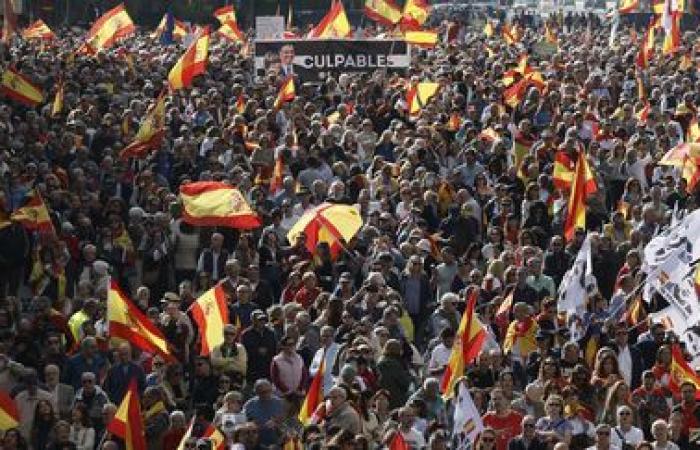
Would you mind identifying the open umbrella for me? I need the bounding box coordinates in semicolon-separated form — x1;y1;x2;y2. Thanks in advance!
287;203;363;259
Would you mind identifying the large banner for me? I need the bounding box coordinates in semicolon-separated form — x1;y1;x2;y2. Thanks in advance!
253;39;410;82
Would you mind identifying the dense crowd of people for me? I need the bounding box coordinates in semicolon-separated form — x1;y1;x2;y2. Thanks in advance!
0;6;700;450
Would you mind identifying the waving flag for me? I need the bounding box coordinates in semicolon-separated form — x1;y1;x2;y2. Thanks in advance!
662;12;681;55
401;0;431;31
108;279;175;362
669;344;700;395
364;0;402;26
299;354;325;424
11;189;53;233
564;151;597;241
120;92;166;160
406;82;439;116
404;30;438;47
107;379;146;450
180;181;261;229
51;80;64;118
22;20;55;40
152;13;188;41
453;382;484;441
441;290;486;398
618;0;640;12
274;77;296;109
309;0;352;38
84;3;135;52
189;284;229;356
168;27;210;90
1;67;44;107
0;391;19;431
218;20;245;42
214;5;238;25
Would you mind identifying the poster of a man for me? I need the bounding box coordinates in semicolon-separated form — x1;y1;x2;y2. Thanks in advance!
277;44;295;77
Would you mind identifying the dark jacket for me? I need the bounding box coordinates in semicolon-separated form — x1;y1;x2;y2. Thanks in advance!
376;355;413;409
507;435;548;450
103;361;146;403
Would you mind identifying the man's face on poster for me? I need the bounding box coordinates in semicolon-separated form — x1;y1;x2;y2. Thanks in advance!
279;45;294;65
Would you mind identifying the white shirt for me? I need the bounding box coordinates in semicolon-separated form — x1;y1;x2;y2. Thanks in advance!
428;343;452;374
401;427;426;450
611;426;644;448
617;345;633;386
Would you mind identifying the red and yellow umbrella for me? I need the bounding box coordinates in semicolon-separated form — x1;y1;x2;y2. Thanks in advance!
287;203;363;259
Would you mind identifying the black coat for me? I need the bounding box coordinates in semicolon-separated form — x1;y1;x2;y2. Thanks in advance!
507;436;548;450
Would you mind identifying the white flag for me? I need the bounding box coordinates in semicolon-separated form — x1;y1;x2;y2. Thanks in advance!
453;382;484;443
558;234;595;317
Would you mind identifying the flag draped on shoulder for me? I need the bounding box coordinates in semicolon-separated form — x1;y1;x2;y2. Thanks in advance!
564;151;597;241
440;290;486;398
168;27;210;91
180;181;261;229
10;189;53;233
299;353;325;424
309;0;352;38
274;77;296;109
108;279;175;362
1;67;44;107
120;92;166;160
106;379;146;450
189;283;229;356
22;19;55;40
0;390;19;431
364;0;402;26
84;3;135;52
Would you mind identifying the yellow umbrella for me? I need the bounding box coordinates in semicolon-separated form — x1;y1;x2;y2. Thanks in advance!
287;203;363;258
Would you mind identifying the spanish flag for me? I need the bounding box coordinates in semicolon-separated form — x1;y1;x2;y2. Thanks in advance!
108;279;175;362
283;436;303;450
214;5;238;25
404;30;438;47
364;0;402;26
406;82;439;116
662;12;681;55
189;284;229;356
495;291;514;337
682;156;700;193
180;181;261;229
618;0;639;13
274;77;296;109
299;354;325;424
168;27;210;91
84;3;135;52
152;14;188;40
503;72;544;109
218;20;245;42
309;0;352;38
11;189;53;233
483;20;494;37
106;379;146;450
636;102;651;123
0;391;19;431
502;53;531;87
400;0;431;31
120;92;166;160
564;151;597;241
636;19;655;69
22;19;55;40
203;424;226;450
512;132;533;175
51;80;64;118
441;290;486;398
669;344;700;395
1;67;44;107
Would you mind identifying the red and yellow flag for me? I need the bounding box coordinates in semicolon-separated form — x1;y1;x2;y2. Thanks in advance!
502;22;518;45
120;92;166;160
503;72;544;108
404;29;438;47
180;181;261;229
51;80;64;118
0;391;19;431
364;0;402;26
189;284;229;356
107;379;146;450
214;5;238;25
662;12;681;55
553;152;575;190
10;189;53;233
309;0;352;38
168;28;210;91
513;132;534;176
84;3;135;52
636;102;651;123
636;17;656;69
564;151;597;241
299;354;325;424
218;20;245;42
669;344;700;395
203;424;226;450
152;14;188;40
274;77;296;109
406;81;439;116
22;19;55;40
235;95;245;113
108;279;174;362
1;67;44;107
618;0;640;13
400;0;431;31
440;290;486;398
682;156;700;193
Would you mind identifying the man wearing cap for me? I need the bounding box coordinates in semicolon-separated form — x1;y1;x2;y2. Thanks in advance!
241;310;277;388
